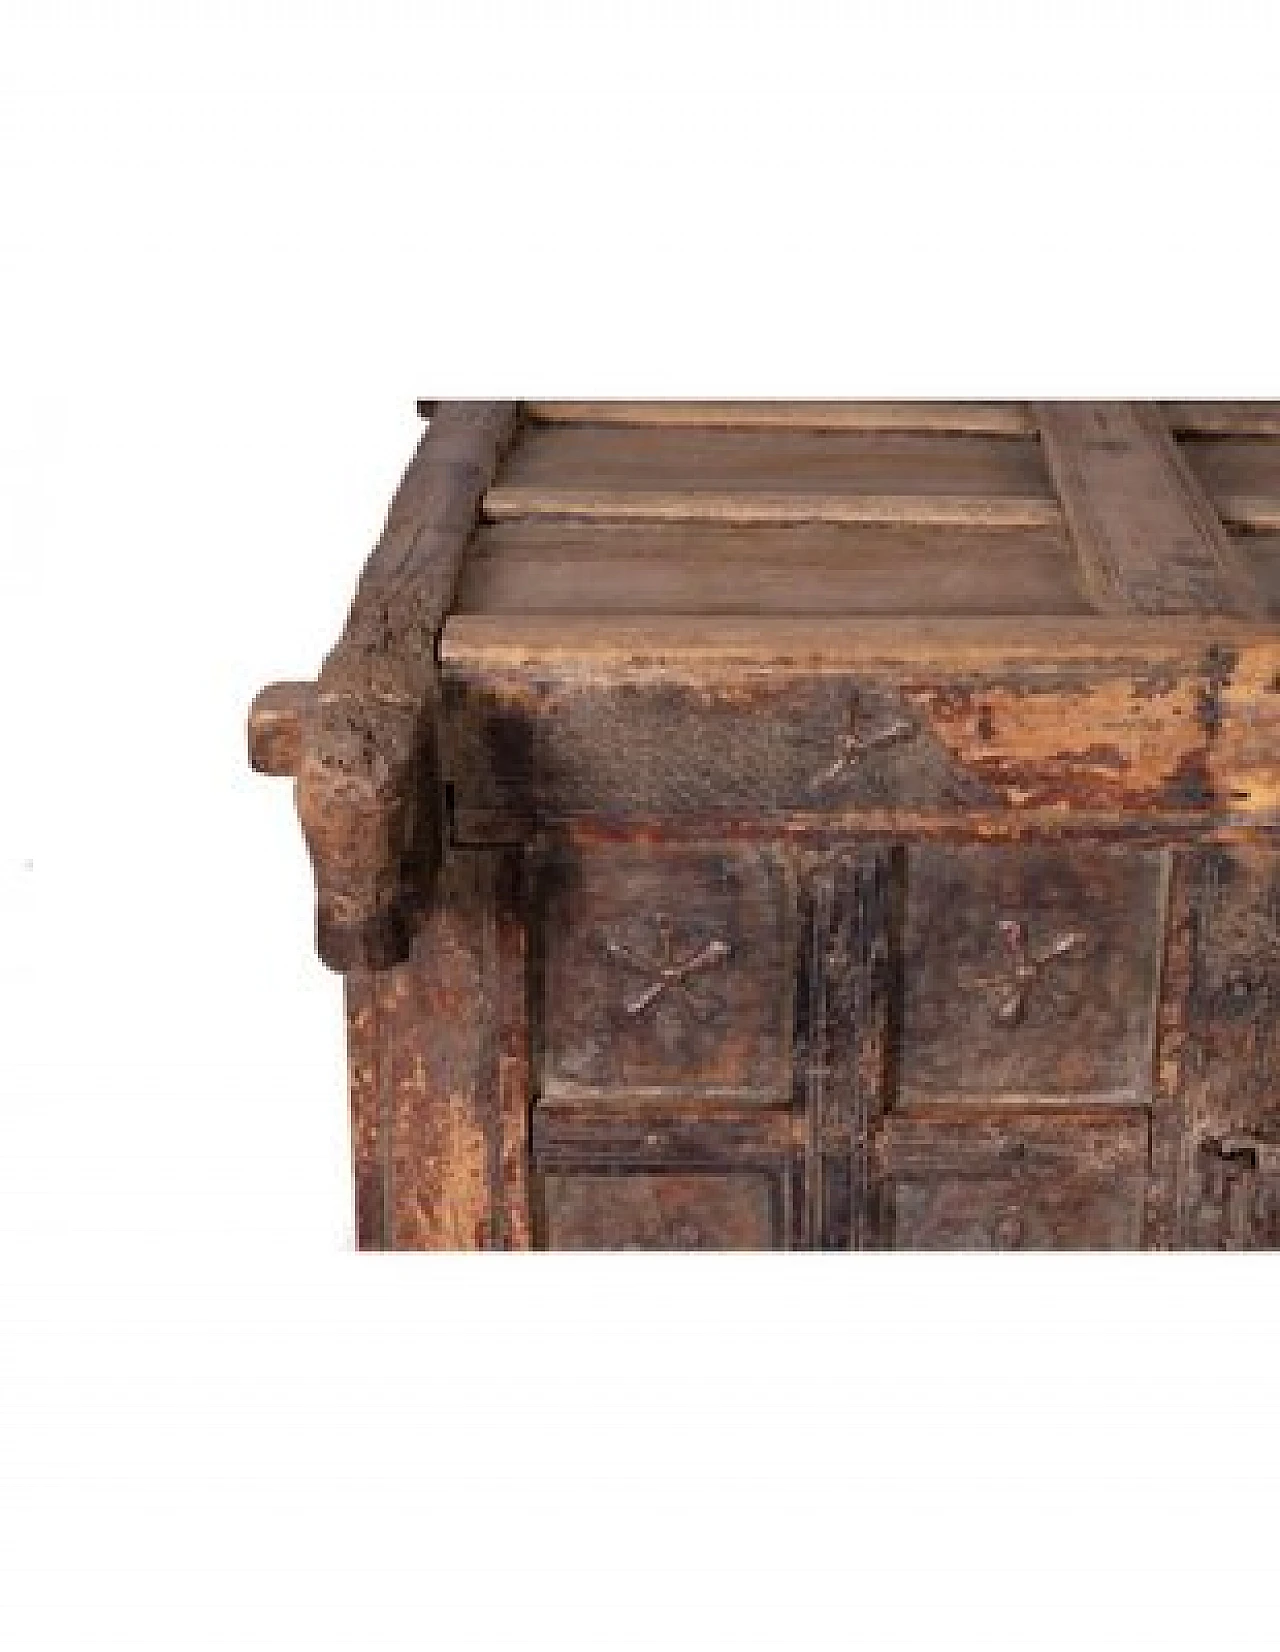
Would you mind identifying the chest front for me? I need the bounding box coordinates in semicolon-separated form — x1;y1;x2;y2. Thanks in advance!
252;400;1280;1248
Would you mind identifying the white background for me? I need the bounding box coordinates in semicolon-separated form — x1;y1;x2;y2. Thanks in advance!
2;4;1279;1648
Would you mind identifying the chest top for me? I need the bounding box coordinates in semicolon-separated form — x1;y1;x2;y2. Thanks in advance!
251;401;1280;971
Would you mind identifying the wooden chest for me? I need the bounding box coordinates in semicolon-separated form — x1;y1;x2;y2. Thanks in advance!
250;401;1280;1249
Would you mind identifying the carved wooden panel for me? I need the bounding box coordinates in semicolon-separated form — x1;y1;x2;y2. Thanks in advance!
539;847;793;1101
539;1171;780;1250
874;1109;1149;1250
901;847;1164;1101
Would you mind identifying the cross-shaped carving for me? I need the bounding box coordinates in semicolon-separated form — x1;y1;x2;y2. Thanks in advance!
811;695;916;790
988;918;1086;1027
603;916;732;1021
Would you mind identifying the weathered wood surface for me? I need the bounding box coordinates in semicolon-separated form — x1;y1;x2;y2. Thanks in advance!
252;401;1280;1248
343;850;530;1250
803;850;897;1249
247;680;313;777
1033;402;1266;616
456;519;1089;615
1164;402;1280;437
1179;850;1280;1248
486;424;1059;528
525;401;1037;435
285;402;518;970
538;1171;782;1250
441;615;1280;830
872;1106;1149;1249
900;847;1164;1103
537;846;794;1103
1179;435;1280;530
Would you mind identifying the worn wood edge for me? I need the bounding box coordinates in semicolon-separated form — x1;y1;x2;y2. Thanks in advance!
248;680;314;777
525;401;1037;435
450;807;1280;850
1164;402;1280;437
1147;414;1269;614
483;485;1062;530
1033;401;1267;618
525;400;1280;437
293;401;521;972
1216;494;1280;532
440;610;1280;670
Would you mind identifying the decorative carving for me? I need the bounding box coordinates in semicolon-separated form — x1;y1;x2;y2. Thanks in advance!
985;918;1087;1027
603;915;732;1022
810;693;916;790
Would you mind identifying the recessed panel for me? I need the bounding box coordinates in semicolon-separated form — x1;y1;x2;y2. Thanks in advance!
540;848;792;1101
890;1170;1143;1250
540;1170;779;1250
902;848;1165;1101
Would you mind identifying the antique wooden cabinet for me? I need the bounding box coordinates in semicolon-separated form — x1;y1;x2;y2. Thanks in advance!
249;401;1280;1249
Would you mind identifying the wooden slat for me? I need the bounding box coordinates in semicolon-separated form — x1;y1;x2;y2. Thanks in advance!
527;401;1035;435
440;610;1280;669
1033;402;1266;617
1178;436;1280;530
1164;402;1280;438
483;487;1060;530
485;424;1058;529
455;519;1088;614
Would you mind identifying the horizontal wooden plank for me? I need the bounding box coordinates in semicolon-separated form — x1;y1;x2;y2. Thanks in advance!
486;425;1058;530
1033;402;1265;617
1164;402;1280;437
484;487;1060;529
532;1102;802;1168
1179;436;1280;529
875;1105;1150;1177
441;611;1279;669
452;806;1280;850
527;401;1035;435
441;618;1280;828
456;520;1088;615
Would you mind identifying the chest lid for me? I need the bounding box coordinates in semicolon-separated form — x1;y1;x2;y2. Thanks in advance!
447;400;1280;623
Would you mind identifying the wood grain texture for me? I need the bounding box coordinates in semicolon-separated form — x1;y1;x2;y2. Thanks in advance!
804;849;897;1248
1179;849;1280;1247
253;400;1280;1250
290;402;519;970
1178;435;1280;530
527;401;1036;434
441;621;1280;829
247;680;314;777
1165;403;1280;437
1034;402;1266;616
901;847;1164;1103
536;847;793;1102
873;1106;1149;1250
539;1171;780;1250
456;519;1089;615
486;424;1058;529
341;850;530;1250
